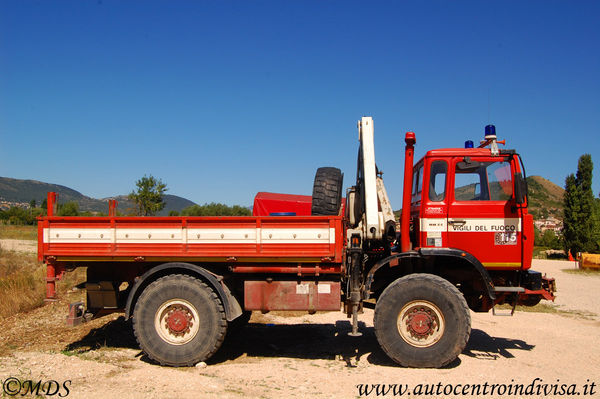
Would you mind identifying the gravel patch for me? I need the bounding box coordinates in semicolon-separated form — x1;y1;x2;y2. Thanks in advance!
0;259;597;398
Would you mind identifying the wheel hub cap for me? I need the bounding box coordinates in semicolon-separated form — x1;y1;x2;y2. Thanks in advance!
407;309;436;337
397;300;445;348
166;307;192;335
155;299;200;345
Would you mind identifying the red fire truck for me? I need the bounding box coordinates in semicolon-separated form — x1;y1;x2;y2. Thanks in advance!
38;117;555;368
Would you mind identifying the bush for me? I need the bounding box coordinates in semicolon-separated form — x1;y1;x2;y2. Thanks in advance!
0;206;45;225
181;203;251;216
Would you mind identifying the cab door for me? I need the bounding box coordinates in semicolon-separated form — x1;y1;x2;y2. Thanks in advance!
419;159;450;249
446;156;522;269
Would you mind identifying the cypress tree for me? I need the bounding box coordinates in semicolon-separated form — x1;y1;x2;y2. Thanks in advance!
577;155;596;252
594;196;600;251
563;174;581;254
563;154;598;254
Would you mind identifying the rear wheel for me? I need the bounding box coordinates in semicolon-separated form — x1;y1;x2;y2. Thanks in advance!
133;274;227;366
311;167;343;215
374;274;471;368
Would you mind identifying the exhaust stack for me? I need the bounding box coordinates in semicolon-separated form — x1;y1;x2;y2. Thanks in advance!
400;132;416;252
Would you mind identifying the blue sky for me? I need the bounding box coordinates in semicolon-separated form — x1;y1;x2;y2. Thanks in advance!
1;1;599;208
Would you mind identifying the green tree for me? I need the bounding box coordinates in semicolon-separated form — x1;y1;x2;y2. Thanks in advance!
57;201;80;216
1;206;35;225
577;155;596;252
563;154;597;254
563;174;580;254
593;196;600;251
541;229;561;250
128;175;168;216
534;225;542;246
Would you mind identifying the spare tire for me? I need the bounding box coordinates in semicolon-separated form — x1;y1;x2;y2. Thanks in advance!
311;167;343;215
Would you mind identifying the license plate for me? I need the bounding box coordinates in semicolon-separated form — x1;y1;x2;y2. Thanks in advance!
495;232;517;245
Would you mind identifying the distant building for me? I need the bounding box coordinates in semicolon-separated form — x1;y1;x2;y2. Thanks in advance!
534;217;563;235
0;199;30;211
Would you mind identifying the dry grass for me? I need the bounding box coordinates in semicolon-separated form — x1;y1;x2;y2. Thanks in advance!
0;244;84;319
514;303;561;314
497;303;597;319
0;224;38;240
0;244;46;318
562;267;600;276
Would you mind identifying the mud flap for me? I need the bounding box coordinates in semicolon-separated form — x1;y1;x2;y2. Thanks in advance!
66;302;85;327
522;275;556;302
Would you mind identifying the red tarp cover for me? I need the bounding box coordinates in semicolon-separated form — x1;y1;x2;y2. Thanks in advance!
252;192;312;216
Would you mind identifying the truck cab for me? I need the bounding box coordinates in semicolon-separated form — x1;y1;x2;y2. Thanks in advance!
347;120;555;367
412;146;534;270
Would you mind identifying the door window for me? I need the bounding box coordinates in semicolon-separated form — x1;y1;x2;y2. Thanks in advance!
454;161;512;201
412;165;424;202
487;161;513;201
429;161;447;202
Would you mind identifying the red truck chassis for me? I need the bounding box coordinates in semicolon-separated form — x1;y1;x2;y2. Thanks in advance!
38;118;556;368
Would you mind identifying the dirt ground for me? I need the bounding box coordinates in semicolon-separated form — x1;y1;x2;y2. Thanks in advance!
0;247;598;398
0;239;37;253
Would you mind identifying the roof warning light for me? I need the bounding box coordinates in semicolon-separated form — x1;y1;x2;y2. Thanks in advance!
485;124;496;140
479;124;505;156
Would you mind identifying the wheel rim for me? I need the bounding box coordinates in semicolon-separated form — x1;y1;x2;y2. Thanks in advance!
397;300;445;348
154;299;200;345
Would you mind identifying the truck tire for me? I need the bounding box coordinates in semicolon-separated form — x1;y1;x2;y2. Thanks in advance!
132;274;227;366
311;167;343;215
374;274;471;368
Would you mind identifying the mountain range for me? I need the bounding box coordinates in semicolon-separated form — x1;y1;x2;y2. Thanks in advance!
0;175;565;220
526;175;564;220
0;177;196;216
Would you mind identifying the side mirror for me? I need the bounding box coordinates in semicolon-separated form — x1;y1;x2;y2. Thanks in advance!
514;172;527;204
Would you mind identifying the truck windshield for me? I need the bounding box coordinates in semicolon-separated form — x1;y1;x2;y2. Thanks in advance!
454;161;512;201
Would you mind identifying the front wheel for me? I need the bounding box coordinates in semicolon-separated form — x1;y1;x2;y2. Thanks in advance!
374;274;471;368
133;274;227;366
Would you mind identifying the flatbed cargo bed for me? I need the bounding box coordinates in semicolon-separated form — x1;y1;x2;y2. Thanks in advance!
38;215;344;264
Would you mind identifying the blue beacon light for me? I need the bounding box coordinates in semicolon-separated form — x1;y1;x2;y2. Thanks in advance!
465;140;474;148
485;124;496;140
